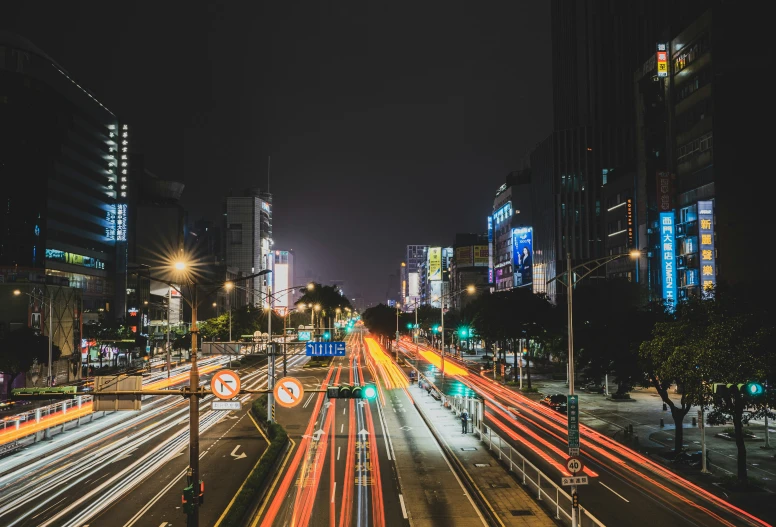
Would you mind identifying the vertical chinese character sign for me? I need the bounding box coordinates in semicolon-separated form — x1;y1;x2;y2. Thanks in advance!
697;200;716;295
487;215;494;284
660;211;677;308
656;43;668;78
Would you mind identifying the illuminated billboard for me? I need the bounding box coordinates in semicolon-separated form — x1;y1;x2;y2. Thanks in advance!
473;245;489;267
487;216;494;283
660;212;677;308
456;246;473;267
274;263;290;308
698;200;716;295
656;43;668;78
512;227;533;287
408;272;420;297
428;247;442;281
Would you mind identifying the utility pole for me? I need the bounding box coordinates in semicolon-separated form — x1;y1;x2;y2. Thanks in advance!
267;283;275;423
48;296;53;386
167;288;172;379
187;285;201;527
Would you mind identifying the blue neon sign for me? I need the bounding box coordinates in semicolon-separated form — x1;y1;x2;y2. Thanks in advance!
660;211;677;308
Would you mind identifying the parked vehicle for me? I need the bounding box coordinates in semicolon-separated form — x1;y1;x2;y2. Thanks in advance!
673;449;710;468
540;394;568;412
584;382;605;394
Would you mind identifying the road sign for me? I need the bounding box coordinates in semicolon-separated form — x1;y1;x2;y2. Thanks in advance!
697;409;704;429
561;476;589;486
274;377;305;408
211;370;241;400
567;394;579;455
305;341;346;356
298;331;312;341
566;457;584;474
212;401;241;411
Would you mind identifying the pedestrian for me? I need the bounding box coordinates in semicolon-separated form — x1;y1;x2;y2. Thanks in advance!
461;408;469;434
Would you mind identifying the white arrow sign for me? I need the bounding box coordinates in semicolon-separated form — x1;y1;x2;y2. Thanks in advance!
313;429;326;441
358;428;369;439
230;445;247;460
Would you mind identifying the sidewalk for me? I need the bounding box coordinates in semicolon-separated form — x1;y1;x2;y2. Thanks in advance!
407;382;558;527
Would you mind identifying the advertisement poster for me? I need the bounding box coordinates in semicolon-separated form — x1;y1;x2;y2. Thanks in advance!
456;246;473;267
428;247;442;281
512;227;533;287
473;245;489;266
697;200;716;295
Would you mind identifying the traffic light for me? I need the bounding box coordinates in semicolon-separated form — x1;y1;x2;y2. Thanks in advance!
326;383;377;399
363;384;378;400
182;485;195;515
459;327;469;338
571;492;579;508
323;331;331;340
407;323;413;329
432;325;440;333
743;381;765;399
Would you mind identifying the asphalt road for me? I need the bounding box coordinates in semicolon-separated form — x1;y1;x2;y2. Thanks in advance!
255;330;410;527
0;353;297;527
399;340;772;527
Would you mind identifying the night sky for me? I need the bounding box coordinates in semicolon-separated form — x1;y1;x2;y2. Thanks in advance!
6;1;552;305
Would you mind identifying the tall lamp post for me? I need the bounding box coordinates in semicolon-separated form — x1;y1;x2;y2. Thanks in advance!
547;250;640;527
13;289;54;386
434;284;476;380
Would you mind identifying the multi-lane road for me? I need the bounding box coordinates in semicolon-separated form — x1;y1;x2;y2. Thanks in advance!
0;353;305;527
397;338;772;527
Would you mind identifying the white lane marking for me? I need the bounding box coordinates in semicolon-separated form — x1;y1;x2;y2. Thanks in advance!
398;493;408;519
343;407;346;415
341;423;344;434
337;446;341;461
302;393;315;409
159;523;169;527
600;481;630;502
331;481;337;503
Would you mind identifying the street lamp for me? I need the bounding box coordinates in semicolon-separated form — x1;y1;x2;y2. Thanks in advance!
434;284;477;380
224;281;234;343
13;289;54;387
547;249;639;527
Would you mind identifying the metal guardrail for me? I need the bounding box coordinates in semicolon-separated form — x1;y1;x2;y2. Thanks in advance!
477;422;605;527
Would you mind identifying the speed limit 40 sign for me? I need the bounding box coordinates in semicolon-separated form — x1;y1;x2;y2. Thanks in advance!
566;457;584;474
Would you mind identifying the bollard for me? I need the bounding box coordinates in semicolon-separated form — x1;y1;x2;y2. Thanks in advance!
692;417;697;427
660;418;664;428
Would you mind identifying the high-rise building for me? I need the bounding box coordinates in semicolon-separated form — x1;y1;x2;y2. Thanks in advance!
492;170;532;292
531;1;707;299
450;233;489;310
404;245;428;310
632;6;773;302
273;250;295;309
224;188;273;307
0;32;127;317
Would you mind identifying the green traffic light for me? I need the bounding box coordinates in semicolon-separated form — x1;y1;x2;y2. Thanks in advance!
459;327;468;337
407;323;413;329
363;384;377;400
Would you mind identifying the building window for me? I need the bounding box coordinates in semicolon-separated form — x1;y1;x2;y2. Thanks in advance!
677;132;713;162
228;224;242;245
673;33;711;75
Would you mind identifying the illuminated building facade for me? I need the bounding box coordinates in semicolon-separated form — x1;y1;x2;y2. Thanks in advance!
0;32;127;316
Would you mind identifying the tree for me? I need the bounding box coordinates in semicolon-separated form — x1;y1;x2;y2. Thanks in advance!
0;328;62;397
692;288;774;486
574;279;653;395
361;304;398;350
295;284;352;334
639;298;704;455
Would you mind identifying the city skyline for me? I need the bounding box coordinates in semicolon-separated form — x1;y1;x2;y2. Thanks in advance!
4;1;552;306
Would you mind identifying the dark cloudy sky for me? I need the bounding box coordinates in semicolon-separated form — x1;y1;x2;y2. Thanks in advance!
6;1;552;306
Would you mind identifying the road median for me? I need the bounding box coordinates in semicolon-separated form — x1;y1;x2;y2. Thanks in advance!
215;395;289;527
